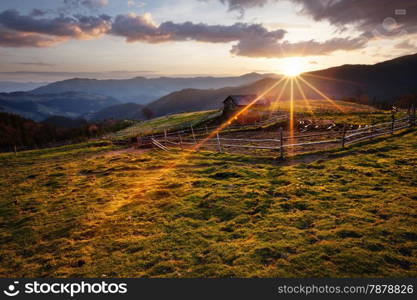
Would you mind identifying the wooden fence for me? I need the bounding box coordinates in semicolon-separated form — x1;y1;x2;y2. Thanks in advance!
109;113;287;142
141;112;416;158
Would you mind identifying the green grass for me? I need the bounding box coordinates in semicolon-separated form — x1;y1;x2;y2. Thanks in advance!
276;98;379;115
108;101;387;141
0;130;416;278
302;111;407;125
109;110;221;140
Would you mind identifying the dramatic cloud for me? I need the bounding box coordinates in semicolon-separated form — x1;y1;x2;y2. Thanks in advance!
215;0;417;36
110;13;167;43
0;9;288;50
0;9;112;43
161;21;285;43
30;9;49;17
218;0;268;14
0;26;65;48
111;13;286;43
231;36;368;58
0;7;372;57
111;12;367;57
293;0;417;36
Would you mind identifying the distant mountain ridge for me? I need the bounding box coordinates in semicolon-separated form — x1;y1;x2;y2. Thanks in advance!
4;54;417;122
145;53;417;116
88;103;144;121
302;53;417;101
0;73;270;122
31;73;272;105
0;91;119;121
145;78;279;117
0;81;49;93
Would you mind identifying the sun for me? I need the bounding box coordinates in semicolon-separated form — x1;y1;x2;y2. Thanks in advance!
281;57;304;77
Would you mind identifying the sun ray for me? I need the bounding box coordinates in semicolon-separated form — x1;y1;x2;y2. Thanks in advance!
298;75;346;113
270;77;290;113
294;76;314;116
193;76;288;151
290;77;294;139
122;77;288;195
302;72;362;86
286;77;295;156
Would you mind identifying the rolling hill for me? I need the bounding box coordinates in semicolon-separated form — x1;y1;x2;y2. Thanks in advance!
5;54;417;121
31;73;272;104
0;91;119;121
88;103;144;121
145;53;417;117
302;52;417;101
146;86;242;117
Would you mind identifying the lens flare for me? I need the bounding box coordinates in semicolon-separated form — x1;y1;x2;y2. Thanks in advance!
298;75;346;113
281;57;304;77
294;76;314;116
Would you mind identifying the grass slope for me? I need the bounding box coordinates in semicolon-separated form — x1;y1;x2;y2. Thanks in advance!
109;100;385;141
110;110;221;140
0;130;416;277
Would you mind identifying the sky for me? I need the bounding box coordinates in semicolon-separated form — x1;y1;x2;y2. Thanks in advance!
0;0;416;82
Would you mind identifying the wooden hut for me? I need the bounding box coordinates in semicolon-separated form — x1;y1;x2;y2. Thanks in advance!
222;95;270;124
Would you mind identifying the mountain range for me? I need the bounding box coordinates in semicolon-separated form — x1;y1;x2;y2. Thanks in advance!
302;53;417;101
144;53;417;116
1;53;416;123
145;80;275;117
89;103;144;121
0;81;49;93
0;92;119;121
31;73;271;104
0;73;270;121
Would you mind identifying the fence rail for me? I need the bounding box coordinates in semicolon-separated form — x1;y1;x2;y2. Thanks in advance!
138;111;416;158
108;113;288;141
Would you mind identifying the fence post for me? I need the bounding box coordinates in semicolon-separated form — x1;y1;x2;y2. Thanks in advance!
205;125;209;135
279;127;284;159
191;125;196;144
216;132;222;153
178;133;184;151
164;128;168;145
341;124;347;148
391;113;395;135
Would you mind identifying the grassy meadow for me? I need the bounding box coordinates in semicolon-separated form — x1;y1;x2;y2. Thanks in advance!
0;128;416;277
106;100;401;142
109;110;221;140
